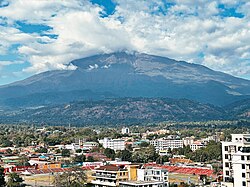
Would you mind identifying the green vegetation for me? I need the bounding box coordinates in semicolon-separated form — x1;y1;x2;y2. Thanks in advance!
73;155;86;163
62;149;71;157
35;147;48;153
53;167;87;187
131;145;158;163
2;97;249;125
104;148;116;160
116;150;132;161
6;173;24;187
0;167;5;187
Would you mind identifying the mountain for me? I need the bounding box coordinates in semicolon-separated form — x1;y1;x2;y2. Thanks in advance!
0;98;227;125
0;52;250;107
225;98;250;118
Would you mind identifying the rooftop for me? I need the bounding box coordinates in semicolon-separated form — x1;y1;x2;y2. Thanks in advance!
119;181;164;185
95;165;127;171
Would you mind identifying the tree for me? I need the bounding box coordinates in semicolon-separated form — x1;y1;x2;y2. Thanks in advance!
132;145;158;163
139;142;149;147
87;156;95;162
116;150;132;161
53;167;87;187
75;149;82;153
0;167;6;187
62;149;71;157
6;173;24;187
16;156;30;167
73;155;86;163
104;148;115;160
35;147;48;153
1;139;13;147
6;148;12;154
156;155;170;164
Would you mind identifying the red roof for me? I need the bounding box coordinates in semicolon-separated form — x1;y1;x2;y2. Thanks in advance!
144;163;214;176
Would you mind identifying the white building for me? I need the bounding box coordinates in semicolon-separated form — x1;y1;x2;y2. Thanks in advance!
119;181;166;187
137;167;168;187
99;138;125;151
150;138;183;152
122;127;130;134
231;147;250;187
222;134;250;184
55;143;80;151
190;141;206;152
183;137;195;146
83;142;99;150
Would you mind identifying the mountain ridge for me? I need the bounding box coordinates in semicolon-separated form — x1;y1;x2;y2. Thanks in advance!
0;97;249;125
0;52;250;107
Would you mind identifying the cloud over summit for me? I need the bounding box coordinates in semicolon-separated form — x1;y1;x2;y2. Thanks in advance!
0;0;250;84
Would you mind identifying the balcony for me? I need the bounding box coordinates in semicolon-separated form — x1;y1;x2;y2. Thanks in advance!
91;180;116;187
94;173;117;179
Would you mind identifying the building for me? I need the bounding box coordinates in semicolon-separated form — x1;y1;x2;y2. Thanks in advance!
86;152;111;161
55;143;80;151
91;165;131;187
122;127;130;134
183;137;195;146
222;134;250;183
190;141;206;152
83;142;99;150
150;138;183;152
137;167;168;187
231;147;250;187
99;138;125;151
91;165;168;187
119;181;166;187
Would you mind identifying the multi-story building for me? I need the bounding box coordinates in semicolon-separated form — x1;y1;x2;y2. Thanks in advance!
83;142;99;150
91;165;138;187
183;137;195;146
222;134;250;183
137;167;168;187
91;165;168;187
122;127;130;134
231;147;250;187
190;141;206;152
150;138;183;152
91;165;129;187
99;138;125;151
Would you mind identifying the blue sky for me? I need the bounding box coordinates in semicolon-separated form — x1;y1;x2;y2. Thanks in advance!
0;0;250;85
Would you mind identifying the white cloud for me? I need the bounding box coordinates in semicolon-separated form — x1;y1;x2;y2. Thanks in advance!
0;0;249;79
0;60;23;70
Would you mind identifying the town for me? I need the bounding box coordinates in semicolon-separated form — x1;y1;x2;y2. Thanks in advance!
0;122;248;187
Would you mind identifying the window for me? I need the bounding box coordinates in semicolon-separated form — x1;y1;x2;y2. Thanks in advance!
225;162;229;167
225;146;228;151
242;173;246;178
247;156;250;160
225;154;228;159
226;171;229;175
242;155;245;160
242;164;246;169
243;181;246;186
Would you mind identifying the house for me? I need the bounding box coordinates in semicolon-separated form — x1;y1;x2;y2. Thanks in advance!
91;165;130;187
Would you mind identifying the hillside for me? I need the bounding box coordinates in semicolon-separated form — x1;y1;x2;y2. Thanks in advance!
0;98;228;125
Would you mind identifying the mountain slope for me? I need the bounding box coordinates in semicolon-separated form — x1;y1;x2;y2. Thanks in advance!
0;52;250;107
0;98;227;125
225;98;250;118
